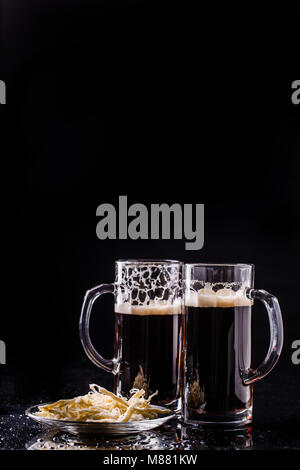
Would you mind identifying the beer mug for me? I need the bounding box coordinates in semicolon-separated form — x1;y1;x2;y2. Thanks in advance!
79;260;184;410
183;263;283;426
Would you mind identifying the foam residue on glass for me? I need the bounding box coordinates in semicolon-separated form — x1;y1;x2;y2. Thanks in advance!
115;262;182;313
185;282;253;308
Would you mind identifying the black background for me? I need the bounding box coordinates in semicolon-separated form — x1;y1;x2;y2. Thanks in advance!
0;1;299;443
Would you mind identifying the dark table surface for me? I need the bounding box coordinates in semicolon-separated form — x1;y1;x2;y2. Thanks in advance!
0;406;299;451
1;389;299;451
1;360;299;451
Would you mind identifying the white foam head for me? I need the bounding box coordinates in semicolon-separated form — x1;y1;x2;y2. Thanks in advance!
186;284;252;308
115;299;182;315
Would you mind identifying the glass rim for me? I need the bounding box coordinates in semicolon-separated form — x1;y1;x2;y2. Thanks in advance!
185;263;254;269
116;259;183;266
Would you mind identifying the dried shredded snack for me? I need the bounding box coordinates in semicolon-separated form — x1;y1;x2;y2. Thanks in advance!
35;384;170;423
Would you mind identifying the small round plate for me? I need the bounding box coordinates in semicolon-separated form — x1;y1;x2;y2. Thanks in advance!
25;404;176;436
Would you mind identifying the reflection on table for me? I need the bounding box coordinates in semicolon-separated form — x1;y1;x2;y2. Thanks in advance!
26;422;253;450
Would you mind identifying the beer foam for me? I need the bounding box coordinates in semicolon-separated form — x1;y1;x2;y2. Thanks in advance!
186;286;253;308
115;300;182;315
115;262;182;309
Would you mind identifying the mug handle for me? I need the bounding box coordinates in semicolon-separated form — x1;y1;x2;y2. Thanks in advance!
79;283;115;374
242;288;284;385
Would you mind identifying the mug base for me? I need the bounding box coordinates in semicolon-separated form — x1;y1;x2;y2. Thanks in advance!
183;407;252;428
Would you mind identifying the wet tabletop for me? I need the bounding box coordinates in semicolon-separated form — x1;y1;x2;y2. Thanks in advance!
1;368;299;451
0;404;299;451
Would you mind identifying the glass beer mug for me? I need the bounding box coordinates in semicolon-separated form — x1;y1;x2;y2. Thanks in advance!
183;263;283;426
79;260;184;410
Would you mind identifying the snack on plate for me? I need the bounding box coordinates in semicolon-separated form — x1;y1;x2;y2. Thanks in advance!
36;384;170;423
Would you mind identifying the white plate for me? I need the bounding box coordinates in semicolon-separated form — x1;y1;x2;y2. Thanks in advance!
25;404;176;436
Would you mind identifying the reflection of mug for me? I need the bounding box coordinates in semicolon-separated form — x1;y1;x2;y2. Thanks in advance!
183;263;283;426
180;424;253;449
80;260;184;409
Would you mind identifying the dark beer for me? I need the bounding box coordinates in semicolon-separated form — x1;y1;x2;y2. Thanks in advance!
185;290;252;421
114;304;184;408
